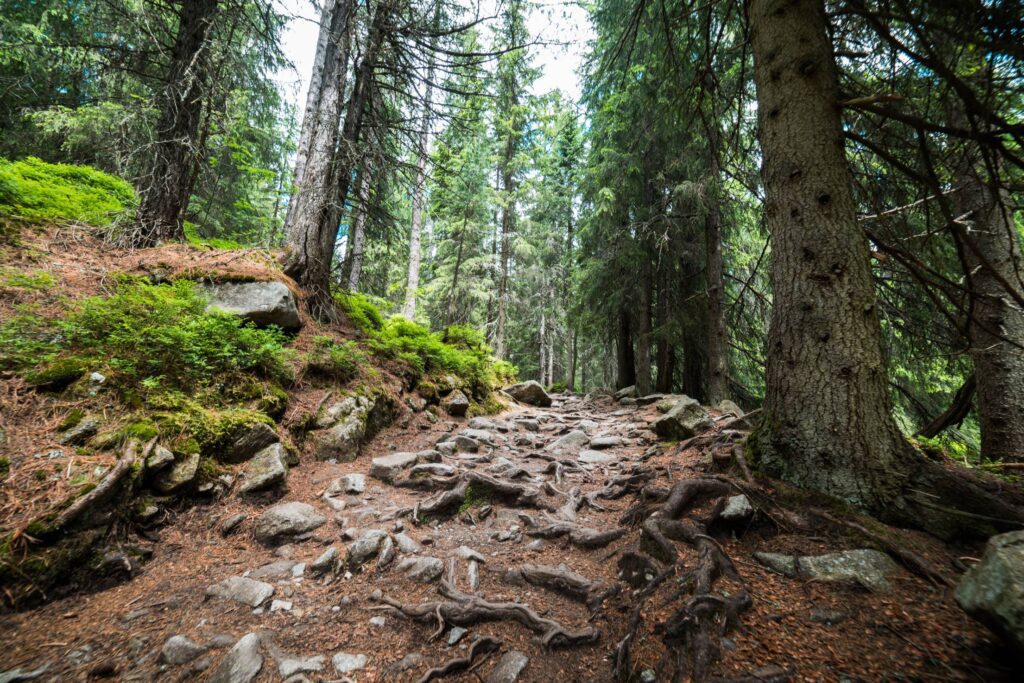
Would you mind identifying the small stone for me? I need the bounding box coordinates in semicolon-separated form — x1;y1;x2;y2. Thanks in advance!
310;547;339;577
254;502;326;546
146;445;175;472
579;449;615;464
395;556;444;582
720;495;754;521
248;560;296;579
589;435;623;449
209;633;262;683
447;627;468;645
161;635;207;665
59;417;100;445
547;430;590;452
808;607;849;625
206;576;274;607
238;443;288;494
329;473;365;494
640;670;657;683
347;529;387;568
394;532;423;554
526;539;545;551
278;656;324;678
456;545;487;563
376;535;396;569
152;452;200;494
270;599;292;612
369;616;386;628
442;390;470;417
331;652;367;674
485;650;529;682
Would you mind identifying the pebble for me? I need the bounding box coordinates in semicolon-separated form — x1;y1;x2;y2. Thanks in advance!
332;652;367;674
270;599;293;612
447;627;468;645
278;655;324;678
485;651;529;682
369;616;386;628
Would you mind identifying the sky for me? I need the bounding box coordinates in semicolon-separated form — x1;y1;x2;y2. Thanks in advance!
271;0;595;117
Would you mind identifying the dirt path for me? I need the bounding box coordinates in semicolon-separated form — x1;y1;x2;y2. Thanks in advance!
0;394;1010;682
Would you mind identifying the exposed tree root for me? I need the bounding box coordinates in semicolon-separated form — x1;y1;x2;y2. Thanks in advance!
372;580;600;648
524;521;627;549
415;636;502;683
502;563;608;606
414;471;558;519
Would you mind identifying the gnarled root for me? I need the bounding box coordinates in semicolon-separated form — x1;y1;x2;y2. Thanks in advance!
415;636;502;683
525;522;627;549
416;471;558;519
503;563;608;608
372;580;600;648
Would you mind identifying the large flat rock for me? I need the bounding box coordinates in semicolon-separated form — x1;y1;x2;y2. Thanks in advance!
205;281;300;330
254;501;325;545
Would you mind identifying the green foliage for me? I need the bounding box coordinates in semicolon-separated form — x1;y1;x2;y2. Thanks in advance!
0;457;9;479
183;222;246;250
1;279;291;399
0;157;135;226
0;267;55;290
305;336;366;382
336;291;386;334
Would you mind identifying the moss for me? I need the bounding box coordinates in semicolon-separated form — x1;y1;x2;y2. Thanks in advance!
0;157;136;226
24;358;85;390
58;408;86;431
197;457;223;482
457;484;492;515
187;407;274;458
0;457;9;479
33;469;48;481
467;393;505;417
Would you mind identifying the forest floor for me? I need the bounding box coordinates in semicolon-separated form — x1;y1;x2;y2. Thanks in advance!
0;392;1014;682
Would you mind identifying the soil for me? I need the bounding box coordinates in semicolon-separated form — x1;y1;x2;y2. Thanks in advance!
0;394;1014;682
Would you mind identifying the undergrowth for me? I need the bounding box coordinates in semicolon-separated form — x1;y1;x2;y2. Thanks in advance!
335;291;515;398
0;157;135;226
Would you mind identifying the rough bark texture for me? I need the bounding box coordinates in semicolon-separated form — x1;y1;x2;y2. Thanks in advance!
704;119;730;403
281;0;354;313
132;0;219;246
495;133;515;360
616;307;636;390
345;167;370;291
947;114;1024;462
635;268;654;396
750;0;917;508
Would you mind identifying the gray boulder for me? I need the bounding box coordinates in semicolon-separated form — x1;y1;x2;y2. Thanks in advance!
347;530;388;568
715;399;744;417
486;651;529;683
579;449;615;464
469;417;497;430
955;530;1024;652
205;281;300;330
369;450;438;482
223;422;279;464
504;381;552;407
278;655;324;678
238;443;288;494
332;653;367;674
614;385;637;400
442;390;470;417
209;633;263;683
589;435;623;449
161;635;207;665
206;576;274;607
152;452;199;494
720;495;754;521
145;445;175;473
395;556;444;582
754;549;900;592
59;417;100;445
547;430;590;452
314;396;374;461
254;502;326;545
327;473;365;495
651;397;713;440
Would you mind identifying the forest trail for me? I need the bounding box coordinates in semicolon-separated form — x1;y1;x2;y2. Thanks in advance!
0;394;1008;682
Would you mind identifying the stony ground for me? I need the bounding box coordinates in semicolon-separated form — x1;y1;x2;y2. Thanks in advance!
0;393;1013;683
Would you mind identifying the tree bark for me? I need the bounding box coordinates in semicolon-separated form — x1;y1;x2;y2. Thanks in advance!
345;165;371;292
704;119;729;403
635;266;654;396
567;328;578;392
132;0;219;247
750;0;916;509
616;306;636;390
495;132;515;360
445;215;469;326
946;101;1024;462
281;0;355;313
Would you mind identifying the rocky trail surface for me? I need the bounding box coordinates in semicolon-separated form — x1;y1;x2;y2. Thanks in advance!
0;392;1012;682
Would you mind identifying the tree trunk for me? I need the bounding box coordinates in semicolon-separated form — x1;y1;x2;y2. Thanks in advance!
539;310;547;385
495;133;515;360
946;103;1024;462
751;0;914;510
680;249;708;402
635;267;654;396
615;307;636;390
281;0;355;313
132;0;219;246
567;328;578;393
704;119;730;403
345;166;371;291
402;19;440;319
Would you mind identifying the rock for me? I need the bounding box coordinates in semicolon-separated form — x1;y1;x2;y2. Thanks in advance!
451;435;480;452
639;669;657;683
221;422;279;464
753;549;900;592
0;665;50;683
655;394;691;412
651;397;713;440
547;430;590;452
955;530;1024;652
376;535;396;569
635;393;664;406
369;451;437;481
719;495;754;521
394;532;423;554
410;463;458;478
456;545;487;563
715;399;743;417
395;556;444;582
589;435;623;449
206;576;274;607
386;653;425;674
579;449;615;464
205;281;300;330
516;419;540;432
463;428;496;444
238;443;288;494
347;530;388;568
310;547;339;577
59;417;100;445
486;651;529;683
447;626;468;645
613;385;637;400
209;633;263;683
313;396;384;461
248;560;296;579
504;381;552;407
270;599;292;612
152;452;199;494
369;616;386;628
469;417;497;430
442;390;470;416
278;656;324;678
254;502;326;546
328;473;365;495
220;513;246;536
332;652;367;674
145;445;175;473
161;635;207;665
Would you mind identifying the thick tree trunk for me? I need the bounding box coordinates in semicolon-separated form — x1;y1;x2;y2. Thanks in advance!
345;167;370;291
615;307;636;390
567;328;578;393
281;0;355;314
539;311;547;385
704;121;730;403
635;268;654;396
132;0;219;246
946;113;1024;462
680;249;708;402
495;154;514;360
445;216;469;326
750;0;913;509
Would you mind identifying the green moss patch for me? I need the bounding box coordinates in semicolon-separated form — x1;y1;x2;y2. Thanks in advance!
0;157;136;226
